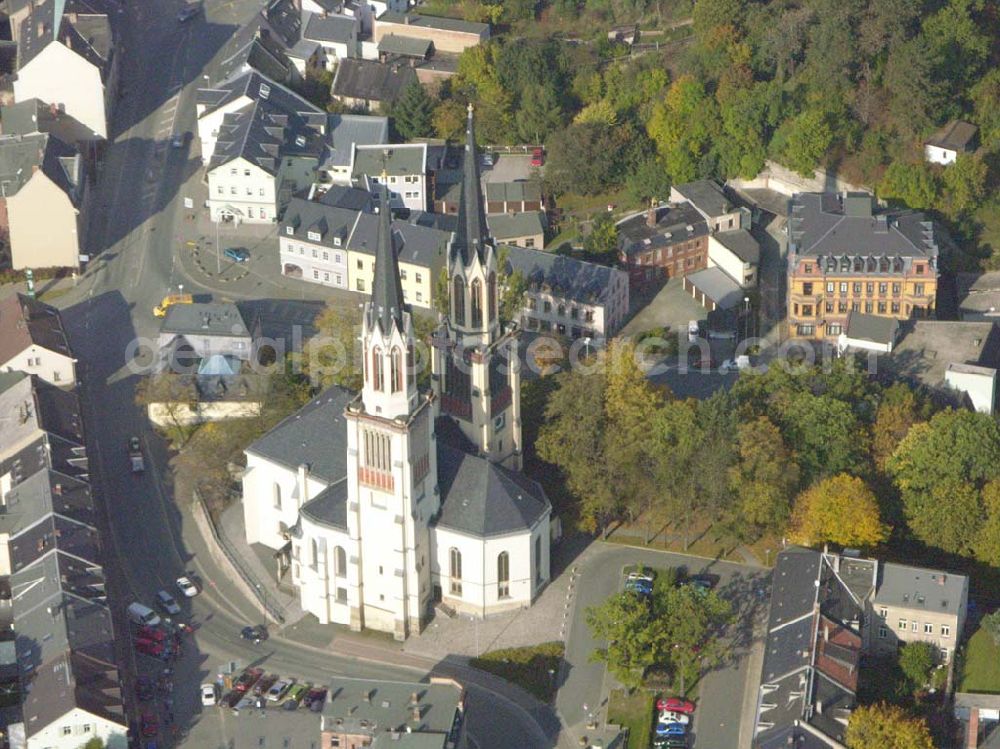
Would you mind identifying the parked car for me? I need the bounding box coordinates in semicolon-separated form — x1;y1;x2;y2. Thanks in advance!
170;133;186;149
684;574;719;594
222;690;244;708
177;3;200;21
224;247;250;263
138;626;166;642
283;683;309;710
659;711;690;725
253;674;278;697
653;737;688;748
155;590;181;615
267;679;293;702
241;625;268;644
656;697;695;715
128;436;144;473
481;152;494;167
624;574;653;598
140;713;158;738
531;147;545;167
304;687;327;711
176;576;198;598
233;668;263;694
201;683;218;706
136;677;154;702
687;320;700;342
655;722;687;738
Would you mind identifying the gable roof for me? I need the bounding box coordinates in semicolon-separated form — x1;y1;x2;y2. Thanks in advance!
926;120;977;152
0;132;82;203
435;419;548;537
332;58;417;105
874;562;967;617
300;478;347;531
348;213;451;268
377;11;489;36
486;211;545;240
502;245;623;306
352;142;426;178
303;12;356;44
281;195;361;250
0;293;73;365
617;201;708;256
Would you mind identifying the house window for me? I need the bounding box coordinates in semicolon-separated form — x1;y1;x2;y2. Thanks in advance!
246;187;253;196
324;272;330;282
453;276;466;325
880;607;888;619
898;619;907;630
311;538;319;568
400;269;407;280
826;282;835;294
244;169;251;177
911;621;918;632
390;347;403;393
865;302;873;313
494;414;505;432
337;587;347;603
323;252;329;261
804;264;812;273
313;270;319;279
838;302;848;313
840;282;848;294
416;291;423;302
357;279;365;291
879;627;887;639
924;623;933;634
217;186;223;194
802;305;813;316
63;727;72;736
828;324;842;335
471;279;483;328
449;547;463;596
825;302;834;313
248;207;255;218
286;226;293;235
879;282;888;295
866;282;874;295
891;302;900;314
941;647;950;660
941;625;951;638
525;238;535;248
357;259;363;269
877;302;887;314
415;273;422;283
853;283;862;294
916;264;925;274
497;551;510;599
915;283;925;296
273;483;282;509
260;188;265;196
892;283;901;295
230;186;237;195
334;546;346;578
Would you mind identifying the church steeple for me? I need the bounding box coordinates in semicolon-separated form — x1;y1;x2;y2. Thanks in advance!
452;104;491;267
368;180;405;336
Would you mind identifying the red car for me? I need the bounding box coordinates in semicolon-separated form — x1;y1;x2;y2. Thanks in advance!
233;667;263;694
530;147;544;167
138;626;167;642
656;697;695;714
140;713;158;738
134;639;165;658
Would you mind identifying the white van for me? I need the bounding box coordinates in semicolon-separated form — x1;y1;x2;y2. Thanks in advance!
127;602;161;627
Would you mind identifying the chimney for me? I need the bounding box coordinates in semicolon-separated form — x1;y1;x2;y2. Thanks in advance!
362;690;371;702
939;574;947;585
410;706;421;721
645;198;656;228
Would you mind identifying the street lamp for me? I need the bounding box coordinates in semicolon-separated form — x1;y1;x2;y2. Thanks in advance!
583;336;592;360
743;296;750;341
468;615;479;657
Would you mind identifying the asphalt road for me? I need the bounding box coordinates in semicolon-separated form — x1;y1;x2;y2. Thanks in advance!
52;2;555;748
556;544;769;749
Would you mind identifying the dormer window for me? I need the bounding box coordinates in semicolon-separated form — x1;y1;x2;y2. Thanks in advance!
308;230;322;242
334;237;341;247
285;226;293;235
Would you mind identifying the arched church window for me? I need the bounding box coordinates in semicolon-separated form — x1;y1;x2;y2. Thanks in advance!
390;347;403;393
471;279;483;328
488;271;497;323
335;546;347;578
273;483;281;510
453;276;466;325
311;538;319;569
449;547;463;596
497;551;510;599
372;346;384;391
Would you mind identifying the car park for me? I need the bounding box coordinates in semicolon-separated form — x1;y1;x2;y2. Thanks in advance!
282;683;309;709
304;686;327;711
267;679;293;702
176;576;198;597
625;575;653;597
659;710;690;725
656;697;695;714
653;738;688;748
253;674;278;697
201;683;218;706
224;247;250;263
155;590;181;615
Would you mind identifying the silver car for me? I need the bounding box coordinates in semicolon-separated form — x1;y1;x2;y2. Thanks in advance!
156;590;181;616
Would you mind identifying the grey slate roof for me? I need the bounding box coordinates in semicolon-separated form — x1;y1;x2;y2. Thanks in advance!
874;562;967;617
0;292;73;366
485;181;542;204
768;547;821;627
844;311;899;345
788;192;939;263
486;211;545;240
282;196;361;251
160;302;249;337
713;228;759;264
353;143;426;178
348;213;451;268
887;320;1000;390
377;11;489;36
502;246;621;305
216;28;298;86
300;478;347;531
318;184;374;211
0;132;82;203
684;266;744;309
435;425;549;538
617;201;708;256
0;98;96;144
368;185;406;335
323;114;389;169
17;0;114;79
451;107;490;266
262;0;301;48
332;58;417;105
303;12;356;44
246;386;354;483
673;179;732;219
926;120;977;151
377;34;433;58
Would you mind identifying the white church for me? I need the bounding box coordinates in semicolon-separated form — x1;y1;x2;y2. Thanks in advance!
241;109;552;640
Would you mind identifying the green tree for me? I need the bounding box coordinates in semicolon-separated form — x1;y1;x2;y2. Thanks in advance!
545;120;636;195
728;416;800;538
790;474;889;548
654;584;732;694
583;213;619;260
692;0;745;40
79;739;106;749
515;84;565;144
647;75;720;184
970;68;1000;149
921;0;991;90
975;480;1000;565
496;246;528;324
883;35;947;136
774;107;832;177
391;82;435;140
298;304;363;391
585;592;660;688
433;99;467;141
773;390;870;485
434;266;450;316
942;153;988;216
872;383;925;472
898;641;936;693
625;155;672;205
846;704;934;749
879;161;940;211
716;82;769;179
982;610;1000;647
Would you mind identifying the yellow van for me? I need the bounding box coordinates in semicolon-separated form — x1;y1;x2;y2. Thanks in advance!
153;293;193;317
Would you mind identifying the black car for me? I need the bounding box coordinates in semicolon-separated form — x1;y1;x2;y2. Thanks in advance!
177;4;200;21
241;625;268;644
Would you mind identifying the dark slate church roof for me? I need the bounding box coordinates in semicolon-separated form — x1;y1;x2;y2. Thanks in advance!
434;417;549;537
300;478;348;531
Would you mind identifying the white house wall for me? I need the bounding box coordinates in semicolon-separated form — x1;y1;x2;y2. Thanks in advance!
26;707;126;749
207;157;278;223
707;235;754;287
8;171;81;271
14;43;106;139
925;144;956;166
242;454;330;549
1;345;76;387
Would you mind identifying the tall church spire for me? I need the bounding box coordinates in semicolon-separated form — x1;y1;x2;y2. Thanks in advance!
452;104;490;266
368;179;405;335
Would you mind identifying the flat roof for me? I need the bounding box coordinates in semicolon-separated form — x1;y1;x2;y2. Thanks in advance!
160;302;250;338
353;143;426;177
844;311;899;345
377;34;433;58
685;266;744;309
377;11;489;35
323;676;463;736
888;320;1000;388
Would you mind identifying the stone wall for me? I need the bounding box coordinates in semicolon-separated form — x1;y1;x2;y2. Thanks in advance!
730;160;871;197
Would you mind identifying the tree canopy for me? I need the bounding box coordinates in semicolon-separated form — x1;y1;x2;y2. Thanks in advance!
790;474;889;548
845;704;934;749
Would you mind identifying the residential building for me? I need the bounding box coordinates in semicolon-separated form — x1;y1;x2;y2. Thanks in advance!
212;23;301;88
484;181;543;215
0;293;76;386
786;192;939;340
319;113;389;184
487;211;545;249
279;188;365;289
754;548;968;748
957;271;1000;321
321;676;467;748
243;114;551;638
11;0;119;140
331;58;417;110
197;71;327;223
301;11;358;65
870;562;968;663
0;372;126;749
708;228;758;287
617;201;710;287
352;142;428;211
157;302;253;362
925;120;978;165
0;132;85;270
504;245;630;340
670;179;750;234
373;12;489;54
886;321;1000;415
1;97;100;147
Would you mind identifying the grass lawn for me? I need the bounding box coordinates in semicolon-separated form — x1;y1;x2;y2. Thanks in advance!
470;642;564;703
608;688;654;749
958;627;1000;694
605;518;749;564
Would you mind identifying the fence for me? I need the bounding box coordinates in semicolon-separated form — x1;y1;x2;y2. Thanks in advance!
192;489;286;624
